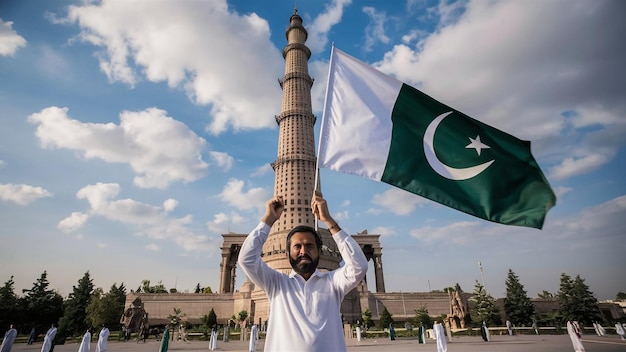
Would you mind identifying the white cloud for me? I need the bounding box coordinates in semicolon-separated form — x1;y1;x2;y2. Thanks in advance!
549;153;611;181
0;160;6;168
209;151;234;172
406;194;626;251
554;186;572;200
28;106;209;189
146;243;160;251
64;0;283;134
76;183;163;224
207;211;246;234
0;183;52;205
334;210;349;221
58;212;90;233
307;0;352;54
370;226;396;238
218;178;270;212
550;195;626;242
163;199;178;213
362;6;390;53
37;45;71;78
410;221;483;245
251;163;273;177
61;182;217;252
0;19;27;56
371;188;430;215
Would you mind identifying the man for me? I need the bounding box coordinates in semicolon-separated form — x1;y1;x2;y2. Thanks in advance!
567;320;585;352
433;321;447;352
0;324;17;352
238;193;368;352
95;325;109;352
41;324;57;352
248;324;258;352
27;327;36;345
78;329;91;352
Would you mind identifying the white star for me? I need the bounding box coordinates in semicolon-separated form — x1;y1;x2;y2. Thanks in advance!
465;135;490;156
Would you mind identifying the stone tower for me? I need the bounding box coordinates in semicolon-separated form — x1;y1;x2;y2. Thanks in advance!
262;8;341;273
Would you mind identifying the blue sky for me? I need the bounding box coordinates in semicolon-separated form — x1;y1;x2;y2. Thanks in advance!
1;0;624;301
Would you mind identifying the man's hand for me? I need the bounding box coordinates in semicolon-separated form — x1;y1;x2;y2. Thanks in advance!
311;191;340;234
262;196;284;226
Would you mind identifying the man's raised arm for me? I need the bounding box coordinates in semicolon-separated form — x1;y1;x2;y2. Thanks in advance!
312;193;368;289
237;196;285;290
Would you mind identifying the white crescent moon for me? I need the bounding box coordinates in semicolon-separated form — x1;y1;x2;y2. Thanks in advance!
423;111;494;180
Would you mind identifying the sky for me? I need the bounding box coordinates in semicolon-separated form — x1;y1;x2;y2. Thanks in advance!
1;0;625;302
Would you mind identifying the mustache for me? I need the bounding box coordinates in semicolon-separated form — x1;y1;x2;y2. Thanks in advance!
296;255;312;262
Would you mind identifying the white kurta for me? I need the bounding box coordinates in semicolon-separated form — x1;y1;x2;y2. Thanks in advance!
567;321;585;352
41;327;57;352
208;329;217;350
95;327;109;352
433;323;447;352
0;328;17;352
615;323;625;340
238;222;368;352
78;331;91;352
249;324;259;352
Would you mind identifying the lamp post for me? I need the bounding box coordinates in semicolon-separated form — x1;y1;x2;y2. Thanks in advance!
478;261;487;292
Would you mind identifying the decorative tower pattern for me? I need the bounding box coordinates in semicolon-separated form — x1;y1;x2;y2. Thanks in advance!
262;9;340;273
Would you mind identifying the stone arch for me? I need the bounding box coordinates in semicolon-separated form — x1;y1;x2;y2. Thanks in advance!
218;234;247;294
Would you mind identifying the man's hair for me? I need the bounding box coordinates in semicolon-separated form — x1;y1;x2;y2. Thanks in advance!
286;225;322;250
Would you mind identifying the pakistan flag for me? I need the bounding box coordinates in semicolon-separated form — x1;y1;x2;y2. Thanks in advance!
318;48;556;229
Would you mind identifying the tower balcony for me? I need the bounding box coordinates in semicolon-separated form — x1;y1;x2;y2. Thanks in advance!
278;71;314;89
275;109;317;124
282;43;311;59
270;154;316;170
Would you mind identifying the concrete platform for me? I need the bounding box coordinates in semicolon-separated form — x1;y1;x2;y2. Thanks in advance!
10;334;626;351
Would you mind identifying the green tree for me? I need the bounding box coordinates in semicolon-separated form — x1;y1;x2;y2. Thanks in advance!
139;280;168;294
168;308;185;329
503;269;535;326
107;283;127;310
20;271;64;332
558;274;602;325
378;306;393;329
58;272;94;338
0;276;20;330
86;288;106;329
557;273;575;323
537;290;554;299
203;286;213;294
362;308;374;329
238;310;248;325
86;284;127;331
616;292;626;301
200;308;217;338
470;280;501;326
413;305;432;328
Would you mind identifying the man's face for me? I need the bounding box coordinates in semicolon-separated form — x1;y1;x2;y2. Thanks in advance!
288;231;319;275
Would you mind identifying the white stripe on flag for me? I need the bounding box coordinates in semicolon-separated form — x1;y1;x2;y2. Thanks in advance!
318;48;403;181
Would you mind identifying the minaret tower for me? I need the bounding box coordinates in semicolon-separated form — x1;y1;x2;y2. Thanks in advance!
262;9;341;272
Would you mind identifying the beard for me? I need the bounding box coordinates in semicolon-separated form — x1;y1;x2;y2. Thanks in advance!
289;254;319;276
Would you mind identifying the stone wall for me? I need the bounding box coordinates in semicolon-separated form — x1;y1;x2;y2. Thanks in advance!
125;292;240;325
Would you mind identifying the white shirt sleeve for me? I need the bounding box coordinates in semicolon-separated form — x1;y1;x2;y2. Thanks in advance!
237;222;281;295
331;229;368;292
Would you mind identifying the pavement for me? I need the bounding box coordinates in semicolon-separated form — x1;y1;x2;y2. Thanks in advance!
9;334;626;351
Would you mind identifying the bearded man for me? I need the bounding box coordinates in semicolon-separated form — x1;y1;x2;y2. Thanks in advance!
238;193;367;352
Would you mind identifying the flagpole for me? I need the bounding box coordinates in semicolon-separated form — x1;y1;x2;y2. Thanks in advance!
314;43;336;232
